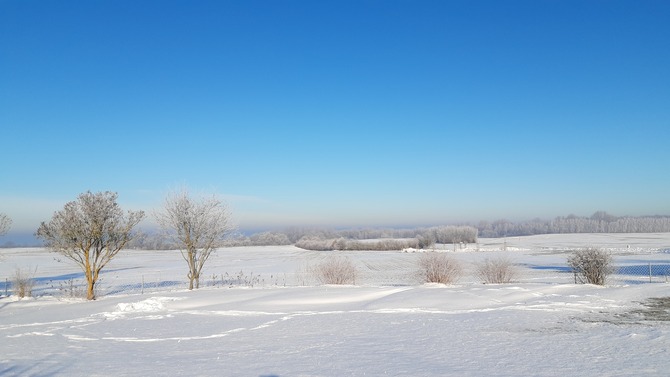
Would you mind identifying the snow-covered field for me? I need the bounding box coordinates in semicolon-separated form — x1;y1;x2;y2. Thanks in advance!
2;233;670;376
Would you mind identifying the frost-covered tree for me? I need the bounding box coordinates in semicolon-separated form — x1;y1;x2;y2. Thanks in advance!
249;231;291;246
0;213;11;236
35;191;145;300
477;213;670;237
155;190;234;290
429;226;478;244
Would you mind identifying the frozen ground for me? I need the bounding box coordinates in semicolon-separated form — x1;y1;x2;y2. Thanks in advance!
1;233;670;376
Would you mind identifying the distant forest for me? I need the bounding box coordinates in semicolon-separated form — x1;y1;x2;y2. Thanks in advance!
128;212;670;250
476;212;670;238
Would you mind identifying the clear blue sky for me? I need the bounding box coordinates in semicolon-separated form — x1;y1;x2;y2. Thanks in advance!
2;0;669;241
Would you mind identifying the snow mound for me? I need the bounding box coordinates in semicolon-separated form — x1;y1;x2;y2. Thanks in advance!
116;297;173;313
103;297;182;319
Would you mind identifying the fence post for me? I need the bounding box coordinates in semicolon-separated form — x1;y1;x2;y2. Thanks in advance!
649;262;652;283
5;278;8;296
141;275;145;295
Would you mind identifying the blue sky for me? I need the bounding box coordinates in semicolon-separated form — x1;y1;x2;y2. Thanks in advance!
2;0;669;241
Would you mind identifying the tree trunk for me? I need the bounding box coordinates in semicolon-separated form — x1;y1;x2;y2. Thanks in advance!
84;252;95;300
187;247;200;290
87;279;96;300
85;269;95;300
85;267;100;300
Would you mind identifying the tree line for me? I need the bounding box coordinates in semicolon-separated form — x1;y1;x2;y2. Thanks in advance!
129;225;479;249
148;211;670;250
476;211;670;238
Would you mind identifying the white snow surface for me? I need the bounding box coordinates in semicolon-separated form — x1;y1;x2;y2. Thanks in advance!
2;233;670;376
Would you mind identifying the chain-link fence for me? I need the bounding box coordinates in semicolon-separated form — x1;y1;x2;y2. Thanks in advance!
611;263;670;284
2;257;669;299
0;270;314;298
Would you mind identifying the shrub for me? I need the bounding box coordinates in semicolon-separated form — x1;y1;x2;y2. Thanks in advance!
567;247;613;285
314;256;358;285
475;257;518;284
295;237;336;251
418;253;462;284
51;278;89;299
12;267;36;298
416;233;436;249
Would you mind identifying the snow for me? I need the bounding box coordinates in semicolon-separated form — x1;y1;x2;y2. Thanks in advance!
2;233;670;376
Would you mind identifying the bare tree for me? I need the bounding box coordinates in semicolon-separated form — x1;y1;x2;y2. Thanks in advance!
155;190;234;290
35;191;145;300
0;213;11;236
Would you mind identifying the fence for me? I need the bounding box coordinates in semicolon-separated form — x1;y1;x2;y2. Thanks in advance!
611;263;670;284
0;269;306;299
2;260;670;299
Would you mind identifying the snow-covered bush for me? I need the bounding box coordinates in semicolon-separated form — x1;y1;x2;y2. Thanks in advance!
475;257;518;284
418;253;462;284
568;247;613;285
295;237;336;251
314;256;358;285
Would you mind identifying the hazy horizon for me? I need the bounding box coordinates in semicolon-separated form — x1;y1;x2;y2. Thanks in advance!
2;1;669;244
3;209;669;247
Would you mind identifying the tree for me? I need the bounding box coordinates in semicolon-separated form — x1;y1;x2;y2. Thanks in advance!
35;191;145;300
0;213;11;236
155;190;234;290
